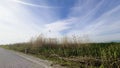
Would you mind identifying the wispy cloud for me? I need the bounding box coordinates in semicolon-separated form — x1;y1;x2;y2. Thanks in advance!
56;0;120;42
0;0;58;44
0;0;120;44
11;0;59;8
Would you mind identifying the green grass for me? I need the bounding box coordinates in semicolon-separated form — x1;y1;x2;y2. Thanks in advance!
1;35;120;68
1;42;120;68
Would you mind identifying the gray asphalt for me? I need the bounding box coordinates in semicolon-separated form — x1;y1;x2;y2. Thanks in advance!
0;48;48;68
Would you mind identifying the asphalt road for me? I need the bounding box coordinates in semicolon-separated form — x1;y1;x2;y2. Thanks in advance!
0;48;51;68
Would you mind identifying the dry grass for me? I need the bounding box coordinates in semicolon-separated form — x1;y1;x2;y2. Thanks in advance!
1;34;120;68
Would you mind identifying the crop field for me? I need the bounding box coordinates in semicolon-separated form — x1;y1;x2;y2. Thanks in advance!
1;35;120;68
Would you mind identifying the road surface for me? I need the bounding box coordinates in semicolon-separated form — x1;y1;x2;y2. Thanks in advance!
0;48;52;68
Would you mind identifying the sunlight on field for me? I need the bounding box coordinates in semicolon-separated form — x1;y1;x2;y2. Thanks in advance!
1;35;120;68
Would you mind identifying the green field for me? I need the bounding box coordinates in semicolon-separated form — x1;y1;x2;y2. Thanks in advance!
1;36;120;68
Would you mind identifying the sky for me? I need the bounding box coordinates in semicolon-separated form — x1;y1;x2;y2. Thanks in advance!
0;0;120;44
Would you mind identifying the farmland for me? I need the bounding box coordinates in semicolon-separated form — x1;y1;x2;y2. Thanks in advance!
1;35;120;68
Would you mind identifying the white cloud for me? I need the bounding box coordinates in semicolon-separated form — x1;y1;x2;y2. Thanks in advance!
43;3;120;42
44;19;74;32
0;0;57;44
90;33;120;42
11;0;58;8
0;0;120;44
64;2;120;42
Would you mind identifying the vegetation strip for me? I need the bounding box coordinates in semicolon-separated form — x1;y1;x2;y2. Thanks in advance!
1;35;120;68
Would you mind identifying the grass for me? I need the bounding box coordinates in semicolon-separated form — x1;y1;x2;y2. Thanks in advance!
1;35;120;68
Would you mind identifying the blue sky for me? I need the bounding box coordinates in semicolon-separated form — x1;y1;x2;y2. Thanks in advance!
0;0;120;44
